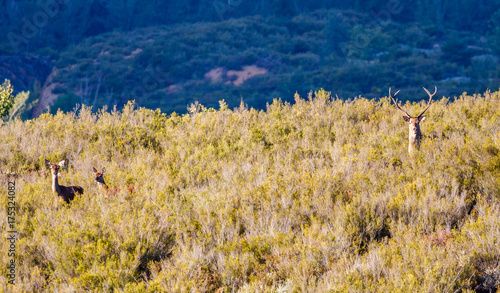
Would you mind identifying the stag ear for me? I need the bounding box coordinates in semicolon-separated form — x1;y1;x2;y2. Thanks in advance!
93;167;98;173
419;116;426;122
403;116;410;123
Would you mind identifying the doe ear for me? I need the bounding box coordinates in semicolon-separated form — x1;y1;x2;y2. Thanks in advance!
92;167;98;173
419;116;426;122
102;167;106;174
45;159;51;167
402;116;411;123
58;160;67;167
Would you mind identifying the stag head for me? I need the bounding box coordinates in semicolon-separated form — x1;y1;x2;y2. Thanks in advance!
389;86;437;153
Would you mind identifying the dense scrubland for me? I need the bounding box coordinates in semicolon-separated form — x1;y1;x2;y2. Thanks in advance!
1;89;500;292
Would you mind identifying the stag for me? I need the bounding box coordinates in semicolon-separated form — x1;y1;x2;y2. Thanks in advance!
389;87;437;153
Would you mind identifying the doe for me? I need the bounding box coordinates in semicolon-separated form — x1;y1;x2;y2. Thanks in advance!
45;159;84;203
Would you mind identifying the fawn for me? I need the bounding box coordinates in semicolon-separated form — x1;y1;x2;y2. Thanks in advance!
93;167;135;196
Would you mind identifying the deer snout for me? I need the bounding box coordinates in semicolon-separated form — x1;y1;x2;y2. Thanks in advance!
50;166;59;175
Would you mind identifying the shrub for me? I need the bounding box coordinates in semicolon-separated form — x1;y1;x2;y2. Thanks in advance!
1;90;499;291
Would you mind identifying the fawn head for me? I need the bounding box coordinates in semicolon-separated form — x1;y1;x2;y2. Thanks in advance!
93;167;106;185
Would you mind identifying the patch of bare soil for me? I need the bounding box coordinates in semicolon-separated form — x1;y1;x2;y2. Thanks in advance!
204;65;267;86
204;67;225;83
124;48;143;59
161;84;183;95
32;68;61;117
227;65;267;86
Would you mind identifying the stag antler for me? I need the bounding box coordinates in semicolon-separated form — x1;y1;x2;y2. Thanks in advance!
389;87;411;117
419;86;437;118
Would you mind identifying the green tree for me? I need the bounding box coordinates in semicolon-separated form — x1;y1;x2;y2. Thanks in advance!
325;12;349;55
0;79;15;119
489;9;500;55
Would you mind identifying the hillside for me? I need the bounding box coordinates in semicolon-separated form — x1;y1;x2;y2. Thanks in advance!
1;90;499;291
2;0;498;53
2;9;498;118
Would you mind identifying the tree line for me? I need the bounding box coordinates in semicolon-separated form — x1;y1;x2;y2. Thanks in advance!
1;0;499;53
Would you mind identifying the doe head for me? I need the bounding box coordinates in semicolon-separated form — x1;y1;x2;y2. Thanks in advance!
45;159;67;175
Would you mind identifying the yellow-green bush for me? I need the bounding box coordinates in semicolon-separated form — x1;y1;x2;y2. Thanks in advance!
1;90;499;292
